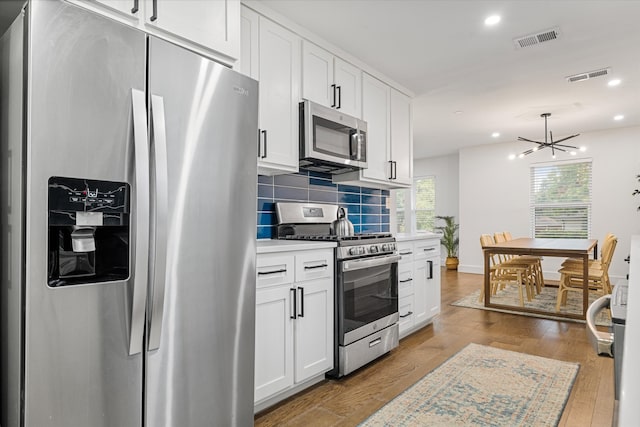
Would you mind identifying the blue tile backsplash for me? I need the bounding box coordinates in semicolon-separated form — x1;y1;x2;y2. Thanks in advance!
257;171;390;239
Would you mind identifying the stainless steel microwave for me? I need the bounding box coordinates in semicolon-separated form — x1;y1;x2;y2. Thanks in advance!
299;99;367;174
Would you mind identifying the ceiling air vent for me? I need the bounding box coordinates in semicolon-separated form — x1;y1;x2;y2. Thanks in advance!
566;67;611;83
513;27;561;49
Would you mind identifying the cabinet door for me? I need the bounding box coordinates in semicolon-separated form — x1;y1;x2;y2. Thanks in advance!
144;0;240;60
302;41;334;108
239;5;259;78
254;286;294;403
426;257;441;317
334;57;361;118
257;17;300;174
398;295;415;336
413;258;428;325
361;73;390;182
66;0;141;22
390;88;412;186
294;278;334;383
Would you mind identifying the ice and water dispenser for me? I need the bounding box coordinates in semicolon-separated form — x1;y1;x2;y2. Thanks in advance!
48;177;130;287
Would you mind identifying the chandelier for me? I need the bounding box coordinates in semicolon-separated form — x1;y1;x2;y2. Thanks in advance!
513;113;584;159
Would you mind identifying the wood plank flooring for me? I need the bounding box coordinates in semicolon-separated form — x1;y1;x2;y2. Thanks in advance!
254;270;614;426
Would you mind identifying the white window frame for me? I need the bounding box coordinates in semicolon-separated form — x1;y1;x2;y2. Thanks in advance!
530;159;592;239
395;175;436;234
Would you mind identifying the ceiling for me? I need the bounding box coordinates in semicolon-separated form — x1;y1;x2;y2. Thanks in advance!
261;0;640;159
2;1;638;160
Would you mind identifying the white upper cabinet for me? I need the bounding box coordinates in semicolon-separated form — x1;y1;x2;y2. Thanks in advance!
302;41;361;118
390;88;413;186
66;0;240;64
361;73;391;182
334;73;412;189
143;0;240;61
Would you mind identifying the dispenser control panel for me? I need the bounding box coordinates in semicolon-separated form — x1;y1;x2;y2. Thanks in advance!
49;176;129;216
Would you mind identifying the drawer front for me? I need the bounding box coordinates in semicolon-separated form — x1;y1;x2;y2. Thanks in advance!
398;295;415;334
397;242;414;263
398;269;414;298
414;239;440;261
257;253;295;288
295;249;334;282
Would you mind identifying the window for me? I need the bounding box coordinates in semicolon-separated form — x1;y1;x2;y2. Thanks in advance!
396;176;436;234
530;160;592;238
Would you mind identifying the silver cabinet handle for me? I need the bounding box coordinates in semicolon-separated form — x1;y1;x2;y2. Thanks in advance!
129;88;150;356
586;294;614;357
369;338;382;347
148;94;169;352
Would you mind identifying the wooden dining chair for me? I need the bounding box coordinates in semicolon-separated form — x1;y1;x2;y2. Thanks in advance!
496;232;544;294
480;234;535;306
560;233;615;270
555;235;617;311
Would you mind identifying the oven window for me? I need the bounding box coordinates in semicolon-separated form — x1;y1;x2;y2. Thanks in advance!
341;262;398;334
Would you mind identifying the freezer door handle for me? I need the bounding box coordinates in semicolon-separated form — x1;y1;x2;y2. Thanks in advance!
129;88;150;356
148;94;169;352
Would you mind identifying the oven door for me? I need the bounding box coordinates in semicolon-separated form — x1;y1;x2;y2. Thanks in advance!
338;254;400;346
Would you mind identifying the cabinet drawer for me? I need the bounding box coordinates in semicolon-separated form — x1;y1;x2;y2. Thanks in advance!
397;242;414;263
295;250;334;282
414;239;440;261
398;269;414;297
398;295;414;334
257;253;295;288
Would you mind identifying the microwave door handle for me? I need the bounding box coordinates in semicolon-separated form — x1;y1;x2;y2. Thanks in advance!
129;88;150;356
148;94;169;352
349;130;357;160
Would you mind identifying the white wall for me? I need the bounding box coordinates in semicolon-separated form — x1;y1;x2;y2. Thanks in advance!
458;125;640;281
414;153;459;221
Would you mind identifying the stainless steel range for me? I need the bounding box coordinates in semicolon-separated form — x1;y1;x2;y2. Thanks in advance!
276;203;400;378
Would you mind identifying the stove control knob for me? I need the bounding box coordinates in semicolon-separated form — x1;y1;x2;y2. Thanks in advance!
381;244;389;251
358;247;365;255
349;247;358;256
370;245;379;253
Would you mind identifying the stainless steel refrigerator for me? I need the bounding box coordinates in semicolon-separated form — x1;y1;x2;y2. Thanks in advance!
0;1;258;426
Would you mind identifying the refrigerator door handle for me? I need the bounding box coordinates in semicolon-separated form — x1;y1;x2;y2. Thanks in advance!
148;94;169;351
129;88;151;356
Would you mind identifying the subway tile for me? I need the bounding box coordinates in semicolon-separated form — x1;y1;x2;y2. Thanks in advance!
257;198;274;212
381;190;390;196
343;204;360;214
274;174;309;188
361;224;381;233
258;184;273;199
381;224;390;233
257;212;275;226
337;184;361;194
361;194;381;205
257;226;274;240
361;204;381;215
274;186;308;201
381;214;390;223
347;214;361;226
309;177;337;189
257;175;274;184
361;214;381;225
294;170;310;176
309;189;338;204
354;225;362;234
361;187;381;196
338;192;360;204
308;170;331;179
381;206;390;215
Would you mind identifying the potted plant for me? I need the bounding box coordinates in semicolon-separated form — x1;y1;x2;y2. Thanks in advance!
434;215;459;270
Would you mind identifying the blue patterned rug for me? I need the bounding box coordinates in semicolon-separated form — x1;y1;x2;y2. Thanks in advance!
359;343;579;427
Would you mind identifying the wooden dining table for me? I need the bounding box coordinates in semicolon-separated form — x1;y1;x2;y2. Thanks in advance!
482;237;598;320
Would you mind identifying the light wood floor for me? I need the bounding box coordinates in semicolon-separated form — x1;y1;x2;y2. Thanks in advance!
254;270;614;427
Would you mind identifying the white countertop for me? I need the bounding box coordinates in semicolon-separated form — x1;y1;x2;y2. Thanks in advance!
395;232;441;242
256;239;337;254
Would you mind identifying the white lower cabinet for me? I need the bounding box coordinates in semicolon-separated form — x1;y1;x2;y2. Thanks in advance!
254;248;334;407
397;237;441;338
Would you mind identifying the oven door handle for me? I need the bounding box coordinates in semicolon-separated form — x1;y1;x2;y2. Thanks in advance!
586;294;614;357
342;254;401;272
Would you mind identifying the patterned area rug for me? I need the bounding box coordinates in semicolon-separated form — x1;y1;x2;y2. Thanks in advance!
359;343;579;427
451;284;611;326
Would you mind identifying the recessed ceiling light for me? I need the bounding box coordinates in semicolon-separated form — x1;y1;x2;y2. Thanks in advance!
492;132;500;138
579;146;587;152
614;114;624;121
608;79;621;87
485;15;501;26
570;151;577;156
508;154;516;160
